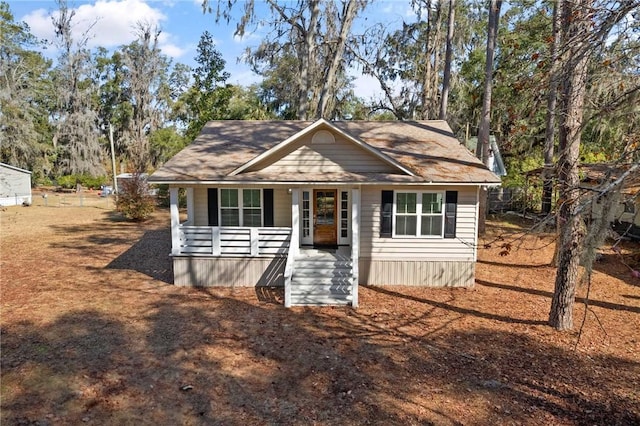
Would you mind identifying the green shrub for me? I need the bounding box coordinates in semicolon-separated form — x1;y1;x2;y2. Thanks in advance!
56;175;76;189
56;174;107;190
115;174;155;221
81;175;107;189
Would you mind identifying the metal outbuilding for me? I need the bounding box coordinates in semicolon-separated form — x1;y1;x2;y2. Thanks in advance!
0;163;32;206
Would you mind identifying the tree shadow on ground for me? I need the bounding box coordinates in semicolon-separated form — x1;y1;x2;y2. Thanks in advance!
106;228;173;284
363;285;548;325
3;288;639;425
476;279;640;314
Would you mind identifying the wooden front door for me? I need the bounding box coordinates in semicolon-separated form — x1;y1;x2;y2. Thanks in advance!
313;189;337;246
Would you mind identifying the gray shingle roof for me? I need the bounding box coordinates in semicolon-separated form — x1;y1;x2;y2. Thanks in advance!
149;120;501;185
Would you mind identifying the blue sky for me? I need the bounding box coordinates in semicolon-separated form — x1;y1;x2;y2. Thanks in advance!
8;0;414;99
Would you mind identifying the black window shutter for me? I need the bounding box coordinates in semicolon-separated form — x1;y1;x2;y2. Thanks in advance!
380;190;393;238
208;188;218;226
263;189;274;227
444;191;458;238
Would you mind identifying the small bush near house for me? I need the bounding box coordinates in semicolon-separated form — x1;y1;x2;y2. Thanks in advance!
116;173;155;221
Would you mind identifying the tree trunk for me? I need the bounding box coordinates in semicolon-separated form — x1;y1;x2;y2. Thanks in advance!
298;0;320;120
549;0;591;331
439;0;455;121
429;8;443;119
317;0;359;119
476;0;502;235
420;1;433;120
541;0;562;215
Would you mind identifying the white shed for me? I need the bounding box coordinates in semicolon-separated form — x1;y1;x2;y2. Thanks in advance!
0;163;32;206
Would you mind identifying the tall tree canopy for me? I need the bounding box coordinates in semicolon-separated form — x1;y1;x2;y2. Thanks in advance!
204;0;369;119
50;0;104;176
0;2;52;177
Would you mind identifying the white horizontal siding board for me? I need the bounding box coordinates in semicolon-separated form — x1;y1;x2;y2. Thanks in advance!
259;134;398;174
273;187;292;227
359;186;479;261
192;186;208;226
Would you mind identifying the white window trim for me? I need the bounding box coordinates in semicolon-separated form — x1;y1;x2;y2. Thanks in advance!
338;190;350;244
392;191;445;238
219;188;263;227
301;189;313;244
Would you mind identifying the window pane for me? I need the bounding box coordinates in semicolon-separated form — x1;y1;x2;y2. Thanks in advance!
421;216;443;236
243;189;260;208
397;193;417;214
243;209;262;227
221;189;238;208
422;193;442;214
221;209;239;226
396;216;417;235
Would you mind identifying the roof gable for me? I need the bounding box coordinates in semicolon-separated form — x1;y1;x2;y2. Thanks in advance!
149;120;501;185
230;119;415;177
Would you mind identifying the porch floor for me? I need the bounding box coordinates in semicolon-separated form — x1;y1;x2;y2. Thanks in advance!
297;246;351;260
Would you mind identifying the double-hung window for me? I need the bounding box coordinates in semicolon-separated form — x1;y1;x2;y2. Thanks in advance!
394;191;444;237
220;189;262;227
242;189;262;226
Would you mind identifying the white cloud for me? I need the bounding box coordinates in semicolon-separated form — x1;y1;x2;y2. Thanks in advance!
21;0;183;58
161;43;187;58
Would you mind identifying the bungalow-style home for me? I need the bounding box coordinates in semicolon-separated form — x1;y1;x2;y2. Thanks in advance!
149;119;501;307
0;163;32;206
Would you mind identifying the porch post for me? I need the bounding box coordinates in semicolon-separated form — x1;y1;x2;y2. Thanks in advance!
351;188;360;308
291;189;300;257
186;187;194;224
170;187;180;255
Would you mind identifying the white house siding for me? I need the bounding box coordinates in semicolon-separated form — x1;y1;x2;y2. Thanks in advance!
191;186;291;227
256;133;398;174
173;256;285;287
273;187;292;227
193;186;208;225
0;164;32;206
358;185;478;287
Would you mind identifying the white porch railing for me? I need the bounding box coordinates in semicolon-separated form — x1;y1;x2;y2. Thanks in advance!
175;226;291;256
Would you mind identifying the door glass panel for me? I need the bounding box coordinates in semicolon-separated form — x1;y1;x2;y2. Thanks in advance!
316;191;335;225
302;191;310;238
340;191;348;239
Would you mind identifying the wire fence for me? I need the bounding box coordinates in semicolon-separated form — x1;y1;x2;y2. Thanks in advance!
29;190;116;209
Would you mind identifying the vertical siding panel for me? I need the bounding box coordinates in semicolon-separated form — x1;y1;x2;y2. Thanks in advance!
173;257;285;287
358;259;474;287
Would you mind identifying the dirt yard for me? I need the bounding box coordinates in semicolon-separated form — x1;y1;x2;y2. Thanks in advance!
1;199;639;425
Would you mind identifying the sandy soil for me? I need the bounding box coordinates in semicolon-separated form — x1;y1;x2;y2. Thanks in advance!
1;200;639;425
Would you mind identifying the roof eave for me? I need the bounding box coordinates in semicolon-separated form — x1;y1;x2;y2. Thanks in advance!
148;179;501;186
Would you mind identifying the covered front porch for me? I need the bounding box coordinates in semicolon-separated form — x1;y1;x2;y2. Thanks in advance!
167;187;361;307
